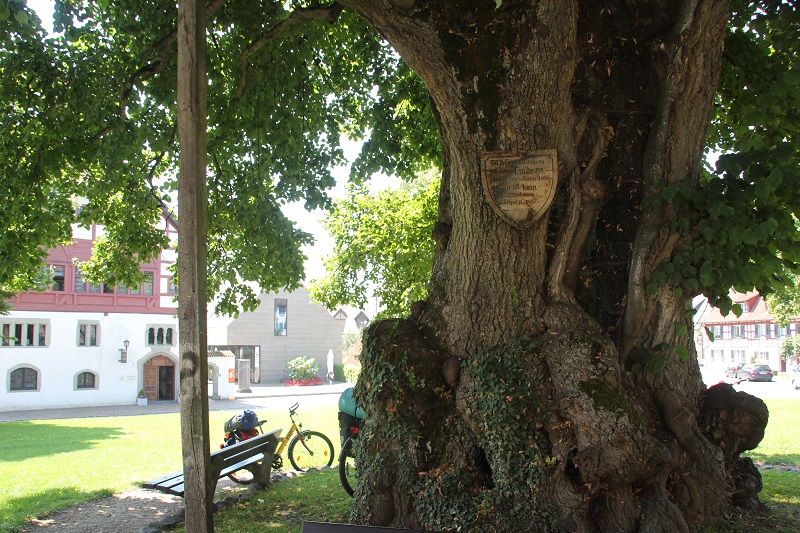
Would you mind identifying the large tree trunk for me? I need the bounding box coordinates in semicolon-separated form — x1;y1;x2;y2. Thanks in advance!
341;1;768;531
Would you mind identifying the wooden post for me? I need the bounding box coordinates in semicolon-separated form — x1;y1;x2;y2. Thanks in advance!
177;0;212;531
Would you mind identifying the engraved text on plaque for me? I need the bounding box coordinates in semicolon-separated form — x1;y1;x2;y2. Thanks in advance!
481;149;558;229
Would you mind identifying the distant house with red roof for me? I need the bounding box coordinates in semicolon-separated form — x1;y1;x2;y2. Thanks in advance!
694;289;797;374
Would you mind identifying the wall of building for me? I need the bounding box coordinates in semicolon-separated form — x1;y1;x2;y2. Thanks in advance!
224;288;344;384
1;215;180;412
1;310;179;411
694;291;796;375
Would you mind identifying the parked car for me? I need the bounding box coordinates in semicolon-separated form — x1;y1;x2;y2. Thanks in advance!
736;364;774;382
725;363;745;378
792;367;800;390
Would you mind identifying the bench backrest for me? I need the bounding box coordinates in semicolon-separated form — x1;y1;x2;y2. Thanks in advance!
212;428;282;471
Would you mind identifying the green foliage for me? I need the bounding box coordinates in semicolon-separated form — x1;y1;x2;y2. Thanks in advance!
341;330;361;352
333;363;345;383
766;269;800;326
332;362;359;383
0;1;440;316
309;170;439;319
641;2;800;312
343;364;361;384
286;356;320;381
779;337;799;364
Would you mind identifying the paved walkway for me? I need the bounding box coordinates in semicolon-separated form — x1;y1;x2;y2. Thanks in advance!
0;382;353;422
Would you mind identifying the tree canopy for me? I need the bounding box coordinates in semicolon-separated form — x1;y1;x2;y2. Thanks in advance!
0;0;439;316
1;1;799;529
308;170;438;318
1;1;797;318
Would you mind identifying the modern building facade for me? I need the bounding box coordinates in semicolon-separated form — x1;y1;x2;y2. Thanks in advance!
1;214;180;411
694;290;798;375
209;287;345;384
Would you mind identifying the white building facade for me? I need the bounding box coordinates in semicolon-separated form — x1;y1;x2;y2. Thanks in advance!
1;215;181;411
694;290;797;375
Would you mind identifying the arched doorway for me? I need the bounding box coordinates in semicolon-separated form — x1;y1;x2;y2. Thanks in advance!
142;355;176;401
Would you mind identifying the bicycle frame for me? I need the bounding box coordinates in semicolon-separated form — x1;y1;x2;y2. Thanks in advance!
274;402;311;455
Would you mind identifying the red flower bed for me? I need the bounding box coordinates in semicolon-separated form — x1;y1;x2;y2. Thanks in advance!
284;377;323;387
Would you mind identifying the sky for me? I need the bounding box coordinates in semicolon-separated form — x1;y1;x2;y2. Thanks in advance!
25;0;399;284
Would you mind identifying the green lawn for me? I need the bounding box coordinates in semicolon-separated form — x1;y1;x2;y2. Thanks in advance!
0;399;798;532
743;399;800;467
0;404;339;532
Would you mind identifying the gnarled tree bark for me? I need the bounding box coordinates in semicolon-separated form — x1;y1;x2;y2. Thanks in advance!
339;1;767;531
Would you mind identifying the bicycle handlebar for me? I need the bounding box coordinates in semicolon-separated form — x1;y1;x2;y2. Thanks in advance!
289;402;299;415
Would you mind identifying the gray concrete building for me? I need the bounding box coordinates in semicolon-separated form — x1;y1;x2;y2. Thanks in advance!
210;287;345;384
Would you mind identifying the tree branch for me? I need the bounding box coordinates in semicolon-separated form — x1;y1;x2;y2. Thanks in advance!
547;110;612;303
234;3;344;100
121;0;229;114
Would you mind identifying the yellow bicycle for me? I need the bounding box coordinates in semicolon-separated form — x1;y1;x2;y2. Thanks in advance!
223;402;334;484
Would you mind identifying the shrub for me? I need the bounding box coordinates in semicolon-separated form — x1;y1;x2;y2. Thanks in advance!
344;364;361;384
333;363;346;383
287;356;320;381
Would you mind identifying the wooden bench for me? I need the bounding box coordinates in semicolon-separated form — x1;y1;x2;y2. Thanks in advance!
144;428;282;497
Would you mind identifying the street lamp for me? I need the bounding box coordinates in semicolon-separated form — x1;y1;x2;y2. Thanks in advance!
119;339;130;363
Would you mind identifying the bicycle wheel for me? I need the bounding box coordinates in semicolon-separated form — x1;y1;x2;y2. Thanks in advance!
339;436;357;497
288;430;334;471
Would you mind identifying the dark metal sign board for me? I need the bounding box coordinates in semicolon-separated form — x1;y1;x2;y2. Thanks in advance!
302;521;426;532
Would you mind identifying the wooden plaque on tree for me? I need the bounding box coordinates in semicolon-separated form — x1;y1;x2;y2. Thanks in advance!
481;149;558;229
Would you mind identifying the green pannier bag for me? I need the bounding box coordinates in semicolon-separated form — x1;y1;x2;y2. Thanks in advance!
338;387;365;420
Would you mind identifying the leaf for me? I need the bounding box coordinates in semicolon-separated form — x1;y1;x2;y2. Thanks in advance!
650;354;667;373
675;323;687;336
675;344;690;361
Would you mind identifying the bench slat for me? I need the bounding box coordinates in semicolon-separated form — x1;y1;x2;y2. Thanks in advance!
218;452;266;478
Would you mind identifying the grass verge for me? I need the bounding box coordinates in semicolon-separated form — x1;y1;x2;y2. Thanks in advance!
0;404;338;531
0;399;798;531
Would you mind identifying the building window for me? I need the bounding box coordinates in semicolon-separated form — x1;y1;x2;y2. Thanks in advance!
76;371;97;389
103;283;115;294
88;281;101;293
274;299;288;336
168;277;178;295
142;272;154;296
74;269;86;293
116;284;127;295
51;265;65;291
78;322;100;347
10;367;38;391
755;324;766;338
731;325;745;339
1;321;48;347
147;325;176;346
